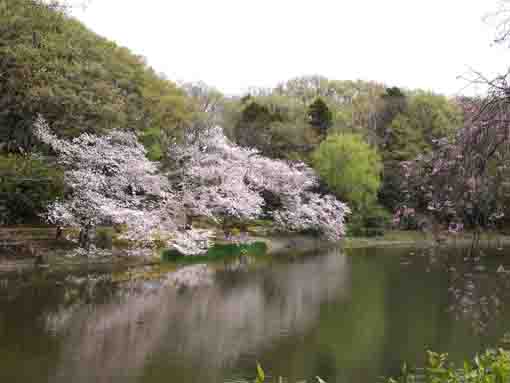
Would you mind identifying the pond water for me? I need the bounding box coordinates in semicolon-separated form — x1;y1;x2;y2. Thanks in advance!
1;245;510;383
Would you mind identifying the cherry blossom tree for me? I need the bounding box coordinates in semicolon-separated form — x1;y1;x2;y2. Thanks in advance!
36;116;350;256
392;2;510;238
398;99;509;238
170;124;351;241
34;117;210;255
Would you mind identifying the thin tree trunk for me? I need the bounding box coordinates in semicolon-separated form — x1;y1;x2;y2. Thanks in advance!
55;226;63;240
78;224;94;254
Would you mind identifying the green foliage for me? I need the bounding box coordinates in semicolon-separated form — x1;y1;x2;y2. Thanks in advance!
0;154;64;224
378;165;406;212
0;0;196;223
382;92;461;162
94;227;113;250
0;0;191;156
253;363;326;383
347;204;391;237
230;97;315;159
225;78;389;161
255;363;265;383
387;349;510;383
407;92;461;145
161;241;268;263
312;133;382;210
307;97;333;137
223;78;461;231
233;100;276;154
377;87;408;131
384;114;427;162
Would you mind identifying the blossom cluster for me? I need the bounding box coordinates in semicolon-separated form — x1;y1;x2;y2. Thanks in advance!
34;117;189;251
399;99;508;229
174;125;350;240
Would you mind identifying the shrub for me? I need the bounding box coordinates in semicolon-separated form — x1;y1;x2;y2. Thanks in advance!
0;154;64;224
387;349;510;383
347;204;390;237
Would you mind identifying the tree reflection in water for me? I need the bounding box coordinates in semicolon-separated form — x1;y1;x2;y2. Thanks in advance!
46;250;349;383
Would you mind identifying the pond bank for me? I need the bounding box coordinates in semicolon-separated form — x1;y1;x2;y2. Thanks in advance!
342;230;510;250
4;226;510;276
0;226;333;275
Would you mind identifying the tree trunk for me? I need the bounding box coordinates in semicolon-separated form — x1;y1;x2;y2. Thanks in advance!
222;219;231;241
78;224;94;254
55;226;63;240
185;214;193;230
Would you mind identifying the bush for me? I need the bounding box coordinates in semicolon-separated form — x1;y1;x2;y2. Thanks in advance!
347;204;391;237
0;154;64;224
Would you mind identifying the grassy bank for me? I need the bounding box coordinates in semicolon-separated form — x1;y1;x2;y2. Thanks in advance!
342;230;510;249
161;241;268;264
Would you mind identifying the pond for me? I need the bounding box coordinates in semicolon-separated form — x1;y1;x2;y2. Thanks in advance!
1;244;510;383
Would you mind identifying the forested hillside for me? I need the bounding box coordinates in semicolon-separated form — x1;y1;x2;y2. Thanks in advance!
0;0;192;158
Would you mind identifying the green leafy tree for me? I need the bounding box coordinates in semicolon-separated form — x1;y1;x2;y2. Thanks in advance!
376;87;408;145
233;100;276;155
383;114;427;162
406;91;461;145
381;91;461;162
230;97;316;159
307;98;333;137
312;133;382;210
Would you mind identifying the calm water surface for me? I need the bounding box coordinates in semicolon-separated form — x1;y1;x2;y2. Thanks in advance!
1;245;510;383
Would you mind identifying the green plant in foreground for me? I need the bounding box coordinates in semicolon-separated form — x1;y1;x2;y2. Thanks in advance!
387;349;510;383
254;363;326;383
255;363;265;383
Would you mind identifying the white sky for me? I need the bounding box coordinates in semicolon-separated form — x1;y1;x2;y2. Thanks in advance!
72;0;510;97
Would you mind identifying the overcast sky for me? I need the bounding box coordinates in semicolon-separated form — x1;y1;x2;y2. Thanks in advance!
72;0;510;96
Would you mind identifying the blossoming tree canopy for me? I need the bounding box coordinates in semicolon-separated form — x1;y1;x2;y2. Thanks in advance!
173;125;351;241
35;117;350;256
399;99;508;231
33;117;209;253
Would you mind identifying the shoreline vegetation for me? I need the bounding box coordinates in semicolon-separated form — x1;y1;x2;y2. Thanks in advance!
342;230;510;249
0;225;335;273
2;226;510;275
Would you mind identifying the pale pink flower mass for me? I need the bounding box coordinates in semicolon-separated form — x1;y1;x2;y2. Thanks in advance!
35;117;350;255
